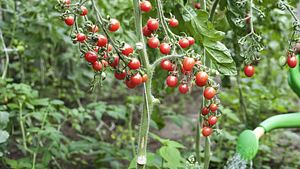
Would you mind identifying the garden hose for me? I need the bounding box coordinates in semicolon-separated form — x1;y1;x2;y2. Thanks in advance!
288;54;300;97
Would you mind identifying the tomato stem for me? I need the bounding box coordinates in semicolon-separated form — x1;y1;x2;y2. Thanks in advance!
0;29;9;80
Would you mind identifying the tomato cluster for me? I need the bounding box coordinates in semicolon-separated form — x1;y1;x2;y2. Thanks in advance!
58;0;149;89
58;0;222;137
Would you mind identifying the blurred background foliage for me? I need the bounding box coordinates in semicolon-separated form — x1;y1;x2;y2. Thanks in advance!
0;0;300;169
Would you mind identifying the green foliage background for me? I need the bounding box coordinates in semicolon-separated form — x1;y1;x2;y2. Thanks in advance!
0;0;300;168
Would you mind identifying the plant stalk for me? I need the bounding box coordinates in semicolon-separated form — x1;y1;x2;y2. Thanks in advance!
133;1;153;168
203;137;211;169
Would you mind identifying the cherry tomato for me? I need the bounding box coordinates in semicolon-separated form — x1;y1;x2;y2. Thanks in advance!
160;43;171;55
244;65;255;77
169;18;179;27
195;71;208;87
187;37;195;46
160;59;173;71
142;74;148;83
101;60;108;67
287;55;297;68
114;70;126;80
147;18;159;31
194;3;201;9
201;107;209;116
64;16;74;26
108;55;119;67
166;75;178;87
126;79;136;89
178;84;189;94
92;61;102;71
182;57;195;71
202;126;212;137
203;87;216;100
84;51;98;63
128;58;141;70
97;35;108;47
179;38;190;48
181;67;191;75
90;25;99;33
80;6;88;16
209;103;218;112
143;25;153;37
140;1;152;12
148;37;160;49
208;116;218;126
64;0;71;5
109;19;120;32
122;44;134;56
131;73;143;86
106;44;113;52
76;33;86;42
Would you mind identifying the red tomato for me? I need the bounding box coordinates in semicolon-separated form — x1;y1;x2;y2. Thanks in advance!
160;43;171;55
169;18;179;27
140;1;152;12
80;6;88;16
114;70;126;80
287;55;297;68
166;75;178;87
182;57;195;71
208;116;218;126
195;72;208;87
108;55;119;67
143;25;153;37
201;107;209;116
142;74;148;83
209;103;218;112
128;58;141;70
126;80;136;89
122;44;134;56
64;16;74;26
131;73;143;86
244;65;255;77
147;18;159;31
187;37;195;46
194;3;201;9
179;38;190;48
203;87;216;100
97;35;108;47
202;126;212;137
160;59;173;71
76;33;86;42
84;51;98;63
109;19;120;32
92;61;102;71
178;84;189;94
148;37;160;49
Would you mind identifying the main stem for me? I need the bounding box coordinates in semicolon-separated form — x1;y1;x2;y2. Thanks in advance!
133;0;153;168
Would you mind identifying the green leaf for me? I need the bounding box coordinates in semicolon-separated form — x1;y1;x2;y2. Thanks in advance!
204;40;233;64
0;111;9;128
50;99;64;105
0;130;9;144
159;146;184;169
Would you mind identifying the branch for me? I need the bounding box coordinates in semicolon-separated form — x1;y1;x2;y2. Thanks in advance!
150;54;184;69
